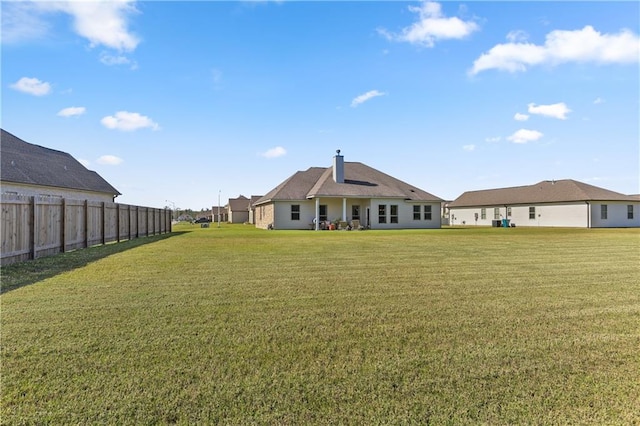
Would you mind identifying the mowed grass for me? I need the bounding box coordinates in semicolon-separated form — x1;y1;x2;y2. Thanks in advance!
1;224;639;424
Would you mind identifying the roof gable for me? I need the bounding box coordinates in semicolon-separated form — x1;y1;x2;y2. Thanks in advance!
228;195;250;211
449;179;636;207
1;129;120;196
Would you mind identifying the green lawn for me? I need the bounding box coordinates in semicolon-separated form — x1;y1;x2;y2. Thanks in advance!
2;224;639;424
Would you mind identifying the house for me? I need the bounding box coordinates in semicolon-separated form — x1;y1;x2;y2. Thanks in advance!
211;206;228;223
227;195;250;223
248;195;263;225
1;129;120;202
254;152;443;230
448;179;640;228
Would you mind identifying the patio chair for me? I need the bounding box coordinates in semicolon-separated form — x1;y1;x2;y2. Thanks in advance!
350;219;362;230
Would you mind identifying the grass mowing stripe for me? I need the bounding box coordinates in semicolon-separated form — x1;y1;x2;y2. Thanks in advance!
1;225;639;424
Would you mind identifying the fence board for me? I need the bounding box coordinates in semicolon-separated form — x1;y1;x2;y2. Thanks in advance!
1;195;172;266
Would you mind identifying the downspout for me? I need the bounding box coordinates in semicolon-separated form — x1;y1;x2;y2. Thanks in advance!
586;201;590;228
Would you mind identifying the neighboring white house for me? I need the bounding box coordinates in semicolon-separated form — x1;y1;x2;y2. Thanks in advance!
1;129;120;202
254;152;443;230
448;179;640;228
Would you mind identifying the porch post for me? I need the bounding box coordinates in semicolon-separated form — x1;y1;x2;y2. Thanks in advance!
315;197;320;231
342;198;347;222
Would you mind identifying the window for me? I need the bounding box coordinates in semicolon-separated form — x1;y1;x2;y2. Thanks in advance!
319;205;328;221
424;205;432;221
481;208;486;220
628;205;634;220
507;207;512;217
352;205;360;220
378;205;387;223
494;208;500;220
529;206;536;220
291;205;300;221
601;205;608;220
413;205;421;220
390;205;398;223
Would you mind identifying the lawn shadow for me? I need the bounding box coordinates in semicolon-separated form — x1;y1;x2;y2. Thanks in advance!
0;232;189;295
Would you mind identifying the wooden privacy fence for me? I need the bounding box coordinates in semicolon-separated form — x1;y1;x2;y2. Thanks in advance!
1;194;172;266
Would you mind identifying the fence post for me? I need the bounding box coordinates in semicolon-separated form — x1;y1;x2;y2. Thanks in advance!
31;196;38;260
84;200;89;249
61;198;66;253
101;202;106;245
127;205;133;240
116;203;121;243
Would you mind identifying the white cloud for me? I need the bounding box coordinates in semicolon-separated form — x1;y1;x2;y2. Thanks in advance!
57;106;86;117
378;1;479;47
2;1;139;52
97;155;123;166
507;129;544;144
10;77;51;96
99;52;136;69
514;112;529;121
42;1;140;51
351;90;386;107
593;97;605;104
485;136;501;143
528;102;571;120
506;30;529;43
470;25;640;75
101;111;159;131
261;146;287;159
1;2;51;44
78;158;91;168
463;144;475;151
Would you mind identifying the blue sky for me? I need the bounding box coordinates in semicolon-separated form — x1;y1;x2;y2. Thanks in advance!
2;1;639;210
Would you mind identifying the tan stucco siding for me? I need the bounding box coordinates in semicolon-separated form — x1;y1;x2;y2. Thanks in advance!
1;182;116;203
273;201;316;230
229;210;249;224
368;199;441;229
260;199;442;230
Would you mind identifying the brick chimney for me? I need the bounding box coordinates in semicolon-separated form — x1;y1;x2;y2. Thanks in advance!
333;150;344;183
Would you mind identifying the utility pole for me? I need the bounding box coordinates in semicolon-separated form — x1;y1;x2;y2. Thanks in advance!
218;190;221;228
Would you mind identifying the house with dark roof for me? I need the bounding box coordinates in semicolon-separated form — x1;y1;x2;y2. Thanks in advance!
226;195;250;224
448;179;639;228
248;195;263;225
1;129;120;202
254;152;443;230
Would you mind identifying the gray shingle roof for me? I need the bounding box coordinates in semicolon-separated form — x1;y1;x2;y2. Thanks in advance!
1;129;121;196
227;195;250;211
255;162;442;205
449;179;636;208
